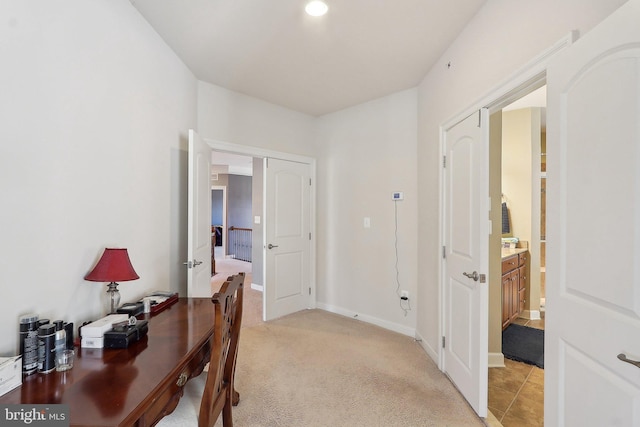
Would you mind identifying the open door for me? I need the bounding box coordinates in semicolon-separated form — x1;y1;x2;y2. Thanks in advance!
442;109;489;417
187;129;212;297
264;158;312;321
545;0;640;424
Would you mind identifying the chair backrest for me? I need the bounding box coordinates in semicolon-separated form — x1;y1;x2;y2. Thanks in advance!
198;272;244;427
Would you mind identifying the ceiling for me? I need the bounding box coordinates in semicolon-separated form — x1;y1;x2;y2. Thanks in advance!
129;0;487;116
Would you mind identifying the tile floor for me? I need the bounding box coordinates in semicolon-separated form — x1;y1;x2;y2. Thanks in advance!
488;314;545;426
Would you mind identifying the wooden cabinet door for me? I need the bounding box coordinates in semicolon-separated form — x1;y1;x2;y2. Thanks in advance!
509;270;520;322
518;265;527;290
501;273;511;329
501;252;529;328
518;263;527;315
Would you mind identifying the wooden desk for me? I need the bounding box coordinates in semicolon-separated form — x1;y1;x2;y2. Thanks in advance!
0;298;215;427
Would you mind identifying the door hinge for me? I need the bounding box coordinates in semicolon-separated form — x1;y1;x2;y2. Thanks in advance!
442;246;446;259
309;287;311;295
478;109;481;127
442;336;446;348
442;155;446;168
309;232;311;240
309;178;312;186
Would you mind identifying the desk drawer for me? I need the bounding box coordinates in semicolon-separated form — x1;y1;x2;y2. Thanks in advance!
137;340;212;426
144;371;191;425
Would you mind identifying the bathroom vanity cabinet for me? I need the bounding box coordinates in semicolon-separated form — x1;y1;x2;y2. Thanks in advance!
501;249;529;330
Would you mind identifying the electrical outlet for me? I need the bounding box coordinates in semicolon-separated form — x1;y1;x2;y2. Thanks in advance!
400;290;409;300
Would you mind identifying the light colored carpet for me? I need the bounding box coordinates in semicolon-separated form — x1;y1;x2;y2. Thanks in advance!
210;257;263;329
160;308;485;426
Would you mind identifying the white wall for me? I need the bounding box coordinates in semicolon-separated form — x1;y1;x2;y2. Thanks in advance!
316;89;418;335
198;81;419;336
2;0;627;361
0;1;197;355
197;82;316;157
197;81;318;298
416;0;628;357
502;108;537;245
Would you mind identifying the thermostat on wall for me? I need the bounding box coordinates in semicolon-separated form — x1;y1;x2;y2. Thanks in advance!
392;191;404;201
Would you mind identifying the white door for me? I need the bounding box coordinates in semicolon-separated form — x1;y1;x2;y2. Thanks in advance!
442;110;488;417
264;158;311;320
187;129;212;297
545;0;640;424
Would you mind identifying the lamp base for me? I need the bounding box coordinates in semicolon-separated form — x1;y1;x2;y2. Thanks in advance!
106;282;121;314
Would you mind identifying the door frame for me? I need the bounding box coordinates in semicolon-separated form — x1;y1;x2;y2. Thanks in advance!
438;31;576;414
204;138;317;317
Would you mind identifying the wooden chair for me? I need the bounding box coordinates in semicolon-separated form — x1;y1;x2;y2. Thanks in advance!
156;272;244;427
200;272;244;427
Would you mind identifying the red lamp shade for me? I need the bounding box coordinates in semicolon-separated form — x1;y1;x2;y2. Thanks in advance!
85;248;139;282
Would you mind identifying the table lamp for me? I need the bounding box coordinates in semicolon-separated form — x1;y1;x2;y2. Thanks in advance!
85;248;139;314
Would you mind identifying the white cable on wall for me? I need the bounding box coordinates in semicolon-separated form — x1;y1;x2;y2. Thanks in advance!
394;198;411;316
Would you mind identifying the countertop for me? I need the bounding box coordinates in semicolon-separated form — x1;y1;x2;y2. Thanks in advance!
501;247;528;259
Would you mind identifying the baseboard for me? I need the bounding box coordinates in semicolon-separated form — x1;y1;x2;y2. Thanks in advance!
521;310;541;320
316;302;415;337
488;352;505;368
411;336;505;369
251;283;263;292
415;330;439;364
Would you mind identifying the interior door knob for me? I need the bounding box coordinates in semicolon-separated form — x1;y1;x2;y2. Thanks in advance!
182;259;202;269
268;244;278;249
618;353;640;369
463;271;479;281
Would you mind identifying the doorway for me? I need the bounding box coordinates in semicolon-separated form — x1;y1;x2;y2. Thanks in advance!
211;185;226;263
487;86;547;426
210;151;261;320
501;85;546;319
204;139;317;322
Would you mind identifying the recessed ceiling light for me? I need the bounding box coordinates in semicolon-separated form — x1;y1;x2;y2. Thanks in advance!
305;1;328;17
